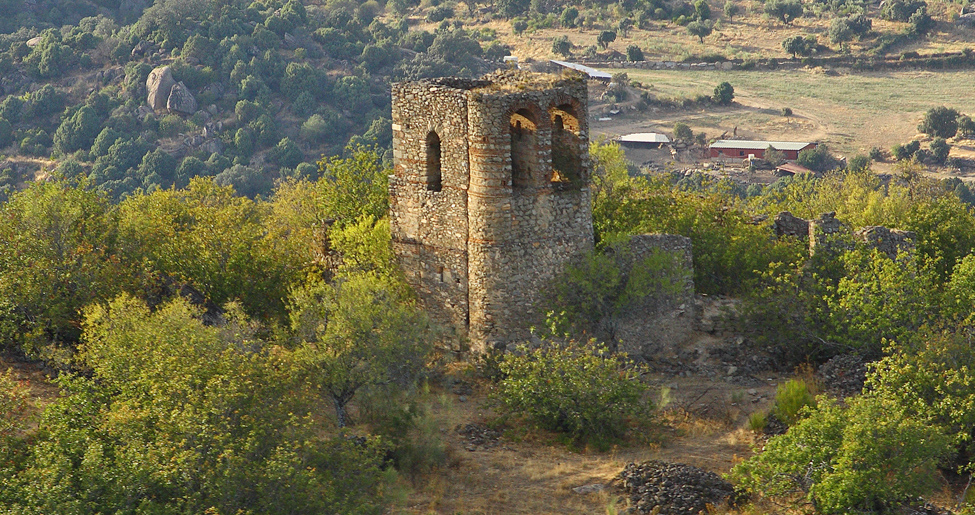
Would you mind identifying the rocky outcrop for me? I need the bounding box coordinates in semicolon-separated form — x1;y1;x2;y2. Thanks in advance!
147;66;198;114
146;66;176;111
615;460;736;514
167;81;197;114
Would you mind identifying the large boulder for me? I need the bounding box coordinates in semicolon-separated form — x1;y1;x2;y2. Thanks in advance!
146;66;176;111
167;81;197;114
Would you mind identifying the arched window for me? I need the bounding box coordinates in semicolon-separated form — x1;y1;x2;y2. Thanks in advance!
509;108;538;188
549;103;582;186
426;131;442;192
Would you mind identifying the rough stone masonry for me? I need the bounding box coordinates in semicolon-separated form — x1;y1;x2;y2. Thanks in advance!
390;69;695;355
389;70;594;353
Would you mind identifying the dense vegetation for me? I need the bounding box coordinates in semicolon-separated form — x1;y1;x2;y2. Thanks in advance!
4;0;975;511
0;0;505;201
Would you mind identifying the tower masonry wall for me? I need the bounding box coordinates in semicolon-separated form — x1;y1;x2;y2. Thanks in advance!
390;71;595;353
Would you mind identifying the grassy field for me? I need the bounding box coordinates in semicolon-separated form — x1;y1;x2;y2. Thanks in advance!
593;67;975;157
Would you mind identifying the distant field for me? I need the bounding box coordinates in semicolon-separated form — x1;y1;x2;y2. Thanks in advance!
594;67;975;157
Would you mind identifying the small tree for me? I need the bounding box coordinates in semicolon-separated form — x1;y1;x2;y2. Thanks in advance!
560;6;579;27
694;0;712;20
764;146;786;166
782;35;815;58
957;114;975;139
626;44;645;61
673;121;694;142
797;144;840;172
764;0;803;24
291;273;432;428
713;81;735;105
687;20;713;43
724;0;739;20
597;30;617;49
918;106;960;139
552;35;572;57
929;137;950;164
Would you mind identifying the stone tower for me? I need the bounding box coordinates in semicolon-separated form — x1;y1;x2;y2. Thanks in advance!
389;70;594;353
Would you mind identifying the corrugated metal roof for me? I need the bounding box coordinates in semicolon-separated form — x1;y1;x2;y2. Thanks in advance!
776;162;813;174
710;139;815;151
550;60;614;80
619;132;671;143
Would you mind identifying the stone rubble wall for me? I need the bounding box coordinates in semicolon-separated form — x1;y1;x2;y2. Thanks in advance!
772;211;916;258
611;234;696;357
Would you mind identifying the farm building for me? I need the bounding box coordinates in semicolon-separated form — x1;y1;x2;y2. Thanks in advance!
709;140;817;161
618;132;671;148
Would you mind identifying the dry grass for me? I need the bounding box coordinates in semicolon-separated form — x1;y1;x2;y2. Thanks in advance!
394;365;773;514
587;66;975;160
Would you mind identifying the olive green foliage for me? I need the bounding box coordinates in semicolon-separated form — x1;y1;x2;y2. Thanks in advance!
867;331;975;462
672;121;693;142
918;106;960;139
929;137;951;165
731;396;952;514
290;272;432;427
0;294;389;514
317;144;390;227
492;342;652;446
552;35;572;56
713;82;734;104
597;30;617;49
783;35;817;57
687;20;713;43
118;178;311;322
590;139;804;295
765;0;803;23
797;144;841;172
773;378;816;426
0;180;129;359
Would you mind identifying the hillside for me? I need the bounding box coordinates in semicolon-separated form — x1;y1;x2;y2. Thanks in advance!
2;0;975;200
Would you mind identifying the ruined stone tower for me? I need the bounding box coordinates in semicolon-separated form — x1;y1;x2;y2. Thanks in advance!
389;70;594;353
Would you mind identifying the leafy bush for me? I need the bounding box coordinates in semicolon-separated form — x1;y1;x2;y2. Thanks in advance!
713;81;734;105
626;44;644;61
541;248;689;342
867;331;975;462
673;121;693;142
797;144;840;172
731;395;952;514
930;137;950;164
918;106;960;139
492;342;652;447
773;378;815;426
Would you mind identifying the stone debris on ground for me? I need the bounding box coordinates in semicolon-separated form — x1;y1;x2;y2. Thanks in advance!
614;460;736;514
817;353;867;398
455;423;502;451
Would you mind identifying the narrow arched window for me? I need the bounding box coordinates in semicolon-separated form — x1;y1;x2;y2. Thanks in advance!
426;131;442;192
549;104;583;186
510;109;538;188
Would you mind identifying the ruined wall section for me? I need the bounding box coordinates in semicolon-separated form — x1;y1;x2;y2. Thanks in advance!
390;81;473;338
612;234;696;357
465;76;594;351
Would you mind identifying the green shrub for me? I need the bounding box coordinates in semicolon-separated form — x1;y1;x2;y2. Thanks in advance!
867;331;975;462
773;378;815;426
747;411;767;432
731;395;952;514
492;342;652;447
781;107;793;116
